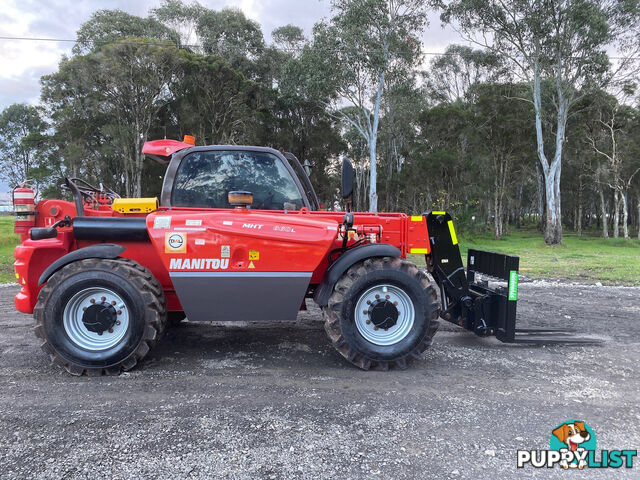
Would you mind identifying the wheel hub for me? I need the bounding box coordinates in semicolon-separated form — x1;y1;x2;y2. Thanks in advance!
82;302;117;333
368;299;399;330
354;284;415;346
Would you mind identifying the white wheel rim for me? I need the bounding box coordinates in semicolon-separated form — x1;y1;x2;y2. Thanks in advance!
354;284;415;346
63;287;130;351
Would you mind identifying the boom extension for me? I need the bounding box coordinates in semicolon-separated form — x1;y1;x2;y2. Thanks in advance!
424;212;600;345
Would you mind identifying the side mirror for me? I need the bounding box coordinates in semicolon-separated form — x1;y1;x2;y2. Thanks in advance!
341;157;354;200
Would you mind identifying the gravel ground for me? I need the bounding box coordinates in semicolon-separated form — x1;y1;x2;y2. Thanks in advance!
0;281;639;479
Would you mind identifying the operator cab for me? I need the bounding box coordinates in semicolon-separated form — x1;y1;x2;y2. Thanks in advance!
147;140;319;211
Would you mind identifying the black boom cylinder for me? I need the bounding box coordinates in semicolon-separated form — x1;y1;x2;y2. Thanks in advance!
72;216;149;241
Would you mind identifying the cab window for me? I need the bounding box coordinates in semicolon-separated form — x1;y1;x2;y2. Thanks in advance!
171;150;304;210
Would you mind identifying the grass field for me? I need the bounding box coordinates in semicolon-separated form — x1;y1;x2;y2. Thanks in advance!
410;228;640;285
0;217;19;284
0;216;638;285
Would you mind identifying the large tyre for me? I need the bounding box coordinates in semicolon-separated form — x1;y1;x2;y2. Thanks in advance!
34;258;167;376
322;257;439;370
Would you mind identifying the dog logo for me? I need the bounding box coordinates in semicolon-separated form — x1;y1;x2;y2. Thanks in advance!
165;232;187;253
518;420;637;469
551;421;596;469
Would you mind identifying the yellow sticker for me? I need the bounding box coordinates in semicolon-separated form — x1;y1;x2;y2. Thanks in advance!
410;216;423;222
165;232;187;253
447;220;458;245
249;250;260;261
409;248;429;254
15;273;19;279
432;211;446;215
248;261;255;269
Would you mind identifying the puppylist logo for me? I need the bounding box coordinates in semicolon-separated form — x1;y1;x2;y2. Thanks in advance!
517;420;637;470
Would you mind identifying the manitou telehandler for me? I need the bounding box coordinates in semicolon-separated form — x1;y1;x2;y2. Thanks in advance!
12;138;577;376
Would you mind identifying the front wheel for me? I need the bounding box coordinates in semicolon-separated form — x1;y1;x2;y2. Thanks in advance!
322;257;439;370
34;258;167;376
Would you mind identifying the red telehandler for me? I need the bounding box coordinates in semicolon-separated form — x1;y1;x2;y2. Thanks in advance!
12;138;583;375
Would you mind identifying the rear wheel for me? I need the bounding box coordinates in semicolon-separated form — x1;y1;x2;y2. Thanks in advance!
322;257;439;370
34;258;167;376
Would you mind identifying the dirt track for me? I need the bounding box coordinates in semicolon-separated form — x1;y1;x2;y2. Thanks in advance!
0;281;639;479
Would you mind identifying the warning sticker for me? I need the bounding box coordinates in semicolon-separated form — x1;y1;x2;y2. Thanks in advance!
248;261;255;269
249;250;260;261
165;232;187;253
154;216;171;229
185;219;202;226
195;238;205;246
221;245;230;258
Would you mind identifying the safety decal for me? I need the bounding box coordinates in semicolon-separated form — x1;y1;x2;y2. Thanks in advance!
249;250;260;261
248;261;255;269
222;221;233;226
185;219;202;226
195;238;205;246
153;216;171;229
165;232;187;253
221;245;230;258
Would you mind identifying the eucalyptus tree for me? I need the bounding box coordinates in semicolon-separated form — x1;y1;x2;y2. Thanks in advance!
309;0;429;212
425;44;505;103
0;104;49;189
73;9;179;54
437;0;640;244
196;8;265;79
149;0;205;50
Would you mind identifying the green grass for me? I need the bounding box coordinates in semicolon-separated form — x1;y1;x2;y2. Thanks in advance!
410;228;640;286
0;217;20;284
0;216;638;285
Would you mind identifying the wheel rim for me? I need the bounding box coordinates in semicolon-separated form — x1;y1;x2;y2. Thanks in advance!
63;287;130;351
354;284;415;346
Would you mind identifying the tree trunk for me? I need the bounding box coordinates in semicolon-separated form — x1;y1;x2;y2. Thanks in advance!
494;189;502;240
577;204;582;236
613;189;620;238
536;161;545;231
637;198;640;241
368;70;385;213
621;191;629;239
543;161;562;244
597;181;608;238
533;62;564;244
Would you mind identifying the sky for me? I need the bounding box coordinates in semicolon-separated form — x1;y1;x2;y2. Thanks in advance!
0;0;460;193
0;0;461;111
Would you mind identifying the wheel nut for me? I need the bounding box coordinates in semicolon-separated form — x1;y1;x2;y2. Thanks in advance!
393;301;398;306
111;301;116;306
90;298;95;304
366;320;371;324
108;328;114;333
375;294;380;299
98;331;103;335
385;295;390;299
117;310;122;315
101;296;106;302
116;321;121;326
366;300;371;305
363;310;368;314
82;307;87;311
373;326;379;330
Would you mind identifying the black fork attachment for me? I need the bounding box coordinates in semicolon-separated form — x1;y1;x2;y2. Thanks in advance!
424;212;598;344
